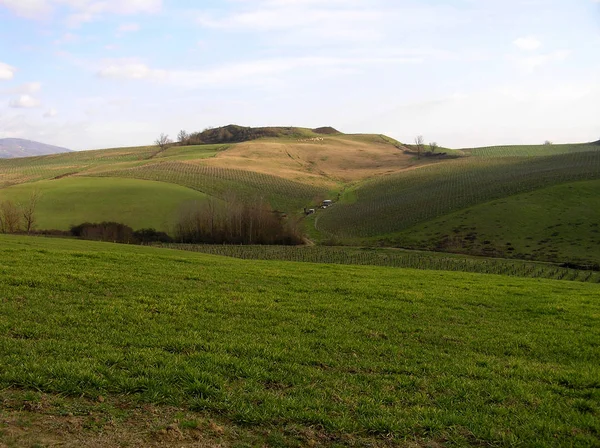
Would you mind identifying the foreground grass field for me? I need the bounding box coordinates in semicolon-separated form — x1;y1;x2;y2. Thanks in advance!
1;235;599;446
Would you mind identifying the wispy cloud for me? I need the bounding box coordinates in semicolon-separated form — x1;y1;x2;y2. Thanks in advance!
118;23;141;33
0;0;162;24
96;55;422;88
1;82;42;94
513;36;541;51
9;94;41;108
43;108;58;118
97;62;167;81
514;50;571;73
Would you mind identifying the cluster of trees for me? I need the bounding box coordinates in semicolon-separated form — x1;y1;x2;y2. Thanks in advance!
413;135;439;159
175;197;303;245
158;125;341;148
0;192;40;234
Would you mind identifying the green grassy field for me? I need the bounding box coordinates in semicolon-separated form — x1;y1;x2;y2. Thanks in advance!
91;161;328;211
0;177;207;231
1;235;599;446
383;179;600;265
465;143;599;158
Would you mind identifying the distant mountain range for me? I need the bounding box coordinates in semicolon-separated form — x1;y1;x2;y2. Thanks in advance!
0;138;72;158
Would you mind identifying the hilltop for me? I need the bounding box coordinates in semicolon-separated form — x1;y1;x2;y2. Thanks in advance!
0;138;72;158
183;125;341;145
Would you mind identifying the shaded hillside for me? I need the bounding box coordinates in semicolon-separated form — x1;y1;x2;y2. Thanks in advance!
186;125;340;144
0;138;71;158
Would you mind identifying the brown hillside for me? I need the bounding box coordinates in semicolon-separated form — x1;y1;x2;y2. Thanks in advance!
200;134;428;186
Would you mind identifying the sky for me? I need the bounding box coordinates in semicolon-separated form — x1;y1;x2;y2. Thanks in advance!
0;0;599;151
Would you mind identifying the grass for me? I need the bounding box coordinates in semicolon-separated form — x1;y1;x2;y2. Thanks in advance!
162;243;600;283
384;179;600;265
0;177;207;231
152;144;229;161
91;161;327;211
1;235;599;446
316;148;600;240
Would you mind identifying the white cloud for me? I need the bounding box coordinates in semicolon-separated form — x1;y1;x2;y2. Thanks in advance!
118;23;140;32
97;62;167;80
53;33;78;45
43;108;58;118
9;82;42;94
0;0;162;24
516;50;571;72
9;95;41;108
95;55;422;87
196;1;387;45
0;0;52;19
0;62;16;80
513;36;541;51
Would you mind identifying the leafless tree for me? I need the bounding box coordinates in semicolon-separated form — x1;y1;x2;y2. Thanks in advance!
544;140;553;145
155;133;172;151
0;200;22;233
414;135;425;159
177;130;188;145
429;142;438;154
21;190;41;234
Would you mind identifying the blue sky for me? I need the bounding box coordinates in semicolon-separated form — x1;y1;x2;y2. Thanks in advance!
0;0;599;150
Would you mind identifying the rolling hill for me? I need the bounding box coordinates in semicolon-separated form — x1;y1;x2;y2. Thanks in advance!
2;132;600;446
1;126;599;266
0;138;72;158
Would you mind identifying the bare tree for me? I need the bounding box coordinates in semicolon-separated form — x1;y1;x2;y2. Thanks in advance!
414;135;425;159
544;140;553;145
21;190;41;234
177;130;188;145
0;200;22;233
429;142;438;154
155;133;172;151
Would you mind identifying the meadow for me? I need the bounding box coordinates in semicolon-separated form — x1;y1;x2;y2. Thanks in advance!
1;235;599;446
92;161;328;212
0;177;207;231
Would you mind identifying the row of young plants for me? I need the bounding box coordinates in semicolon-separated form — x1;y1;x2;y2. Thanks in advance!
0;146;157;187
159;244;600;283
316;149;600;238
92;161;327;211
465;142;599;158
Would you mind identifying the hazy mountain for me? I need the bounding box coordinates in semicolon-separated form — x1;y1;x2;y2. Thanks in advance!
0;138;72;158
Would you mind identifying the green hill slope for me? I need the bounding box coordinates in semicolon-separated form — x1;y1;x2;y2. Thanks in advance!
0;177;208;231
382;179;600;265
316;148;600;241
0;235;599;446
90;161;327;212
